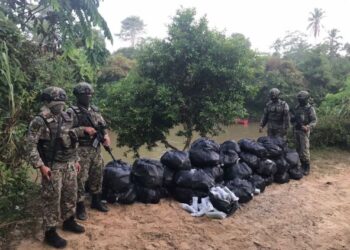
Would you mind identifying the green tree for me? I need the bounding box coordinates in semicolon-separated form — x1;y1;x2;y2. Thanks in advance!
0;0;112;52
325;29;343;58
106;8;256;152
117;16;145;48
307;8;325;39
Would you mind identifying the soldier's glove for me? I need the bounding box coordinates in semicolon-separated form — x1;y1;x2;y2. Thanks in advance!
40;165;51;180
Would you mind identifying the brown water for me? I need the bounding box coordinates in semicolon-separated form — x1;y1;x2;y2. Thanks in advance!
102;122;260;164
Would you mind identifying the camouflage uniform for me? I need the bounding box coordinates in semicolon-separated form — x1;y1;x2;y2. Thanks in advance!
260;88;290;138
291;91;317;174
26;87;85;231
67;105;106;202
67;82;109;219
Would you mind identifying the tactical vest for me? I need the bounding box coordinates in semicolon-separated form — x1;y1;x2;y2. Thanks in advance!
37;112;78;165
266;100;287;122
294;104;313;129
70;105;99;146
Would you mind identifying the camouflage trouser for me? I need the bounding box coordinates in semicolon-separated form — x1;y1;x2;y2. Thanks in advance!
267;127;287;139
294;129;310;163
41;161;77;231
77;146;103;202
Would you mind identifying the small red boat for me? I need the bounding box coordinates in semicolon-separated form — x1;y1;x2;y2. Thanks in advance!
235;118;249;126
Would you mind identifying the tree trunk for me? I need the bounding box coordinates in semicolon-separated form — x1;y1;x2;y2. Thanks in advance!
161;139;179;151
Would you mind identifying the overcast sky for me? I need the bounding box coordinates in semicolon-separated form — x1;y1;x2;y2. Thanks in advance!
99;0;350;53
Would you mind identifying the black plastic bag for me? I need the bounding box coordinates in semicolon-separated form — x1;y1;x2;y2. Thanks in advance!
131;158;164;188
163;166;176;187
118;184;137;204
238;139;267;158
103;160;132;193
171;187;208;204
257;159;277;177
135;185;164;204
203;165;224;183
264;175;274;186
189;138;220;167
289;167;304;180
285;150;301;168
225;178;254;203
220;140;241;166
103;184;137;205
239;152;260;171
274;156;290;175
209;191;239;215
257;136;283;158
274;172;290;184
267;136;288;151
174;169;215;191
248;174;266;193
160;150;191;170
224;161;252;181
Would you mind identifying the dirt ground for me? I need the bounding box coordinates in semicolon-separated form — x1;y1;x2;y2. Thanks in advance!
11;150;350;250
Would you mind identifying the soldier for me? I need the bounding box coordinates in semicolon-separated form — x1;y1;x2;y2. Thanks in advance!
67;82;110;221
291;90;317;175
26;87;96;248
259;88;290;139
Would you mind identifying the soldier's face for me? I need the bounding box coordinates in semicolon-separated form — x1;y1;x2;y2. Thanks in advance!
298;98;307;106
50;103;65;115
270;94;278;102
77;93;92;107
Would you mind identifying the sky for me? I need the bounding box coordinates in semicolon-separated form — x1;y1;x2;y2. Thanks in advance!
98;0;350;53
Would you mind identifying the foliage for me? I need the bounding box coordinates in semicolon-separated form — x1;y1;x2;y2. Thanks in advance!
116;16;145;48
97;54;135;84
106;8;256;152
104;74;179;154
0;164;39;223
0;0;112;52
115;47;138;59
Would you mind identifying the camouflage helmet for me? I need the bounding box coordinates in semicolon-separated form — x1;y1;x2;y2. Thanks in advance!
269;88;281;97
297;90;310;100
73;82;94;96
40;86;67;103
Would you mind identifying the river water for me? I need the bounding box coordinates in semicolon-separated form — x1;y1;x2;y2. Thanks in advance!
102;122;260;164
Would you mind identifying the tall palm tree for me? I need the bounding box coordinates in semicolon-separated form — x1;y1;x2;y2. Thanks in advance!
307;8;325;38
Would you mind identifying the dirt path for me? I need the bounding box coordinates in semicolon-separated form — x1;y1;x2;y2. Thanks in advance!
15;152;350;250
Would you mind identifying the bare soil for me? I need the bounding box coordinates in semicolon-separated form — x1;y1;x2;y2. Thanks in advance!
12;150;350;250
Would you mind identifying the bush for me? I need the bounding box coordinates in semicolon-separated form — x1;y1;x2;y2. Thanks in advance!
311;116;350;148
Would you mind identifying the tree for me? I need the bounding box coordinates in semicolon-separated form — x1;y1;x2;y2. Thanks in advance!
117;16;145;48
307;8;325;39
0;0;112;52
325;29;343;57
273;31;310;61
105;8;256;153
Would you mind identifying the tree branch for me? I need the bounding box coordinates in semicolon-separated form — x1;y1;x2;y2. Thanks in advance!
161;139;179;151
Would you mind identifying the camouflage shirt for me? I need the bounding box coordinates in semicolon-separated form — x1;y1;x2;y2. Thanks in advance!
67;105;106;146
291;104;317;130
26;106;86;168
260;99;290;130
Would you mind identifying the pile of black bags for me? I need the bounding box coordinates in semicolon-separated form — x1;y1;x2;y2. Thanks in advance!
102;136;305;215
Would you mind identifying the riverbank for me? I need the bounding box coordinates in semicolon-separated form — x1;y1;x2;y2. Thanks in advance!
3;148;350;250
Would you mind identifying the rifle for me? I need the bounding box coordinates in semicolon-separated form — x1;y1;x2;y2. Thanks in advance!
85;113;117;162
290;109;304;130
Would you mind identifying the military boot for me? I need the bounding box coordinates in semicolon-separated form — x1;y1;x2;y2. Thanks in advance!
62;216;85;233
303;162;310;176
91;193;109;212
76;201;87;221
44;227;67;248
